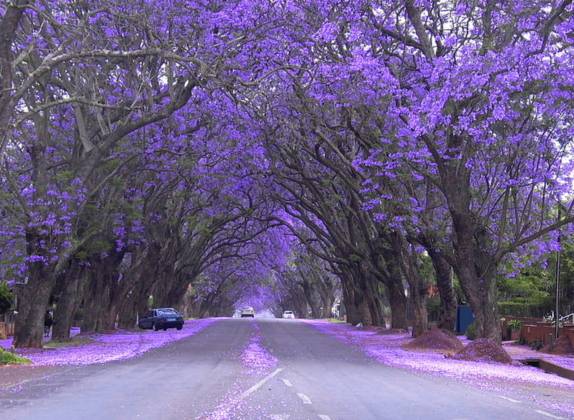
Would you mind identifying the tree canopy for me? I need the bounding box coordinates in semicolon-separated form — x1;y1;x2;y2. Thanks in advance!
1;0;573;347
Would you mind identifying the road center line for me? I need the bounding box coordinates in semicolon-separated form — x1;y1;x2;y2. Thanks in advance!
237;368;284;402
498;396;521;403
297;393;312;405
318;415;331;420
281;378;293;387
535;410;564;419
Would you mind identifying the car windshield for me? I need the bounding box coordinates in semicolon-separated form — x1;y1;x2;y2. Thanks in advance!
284;311;293;314
157;309;177;315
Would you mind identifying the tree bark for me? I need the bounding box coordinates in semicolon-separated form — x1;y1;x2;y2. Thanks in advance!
387;281;408;329
13;269;56;348
14;227;58;348
410;287;429;337
440;140;501;341
456;262;500;341
427;248;457;331
52;264;85;341
81;266;112;334
0;0;30;153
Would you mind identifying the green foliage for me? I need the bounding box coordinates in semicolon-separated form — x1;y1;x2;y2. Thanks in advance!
465;322;477;340
498;266;553;317
0;282;14;315
327;318;345;323
75;239;114;260
54;170;74;185
497;236;574;318
0;349;31;365
44;336;94;348
348;254;362;263
497;301;550;318
425;295;441;322
508;319;522;330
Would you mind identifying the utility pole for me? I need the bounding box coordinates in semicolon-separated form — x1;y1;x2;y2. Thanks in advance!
554;208;562;342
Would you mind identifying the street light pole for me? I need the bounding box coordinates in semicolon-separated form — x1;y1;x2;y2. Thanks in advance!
554;209;561;343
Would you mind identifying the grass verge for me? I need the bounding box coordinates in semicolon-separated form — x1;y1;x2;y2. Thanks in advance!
0;348;31;365
43;336;95;349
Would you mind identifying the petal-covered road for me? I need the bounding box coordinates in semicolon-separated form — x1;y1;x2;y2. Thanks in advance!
0;319;572;420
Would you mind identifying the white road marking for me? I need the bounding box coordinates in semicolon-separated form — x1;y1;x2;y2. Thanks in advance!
269;415;290;420
535;410;564;419
318;415;331;420
202;368;284;419
281;379;293;387
238;368;284;401
297;393;312;405
498;396;521;403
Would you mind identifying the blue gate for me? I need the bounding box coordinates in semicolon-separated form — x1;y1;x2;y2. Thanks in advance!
456;305;474;334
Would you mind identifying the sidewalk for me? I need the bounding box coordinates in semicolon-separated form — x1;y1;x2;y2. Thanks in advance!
1;319;217;366
0;327;81;351
503;341;574;377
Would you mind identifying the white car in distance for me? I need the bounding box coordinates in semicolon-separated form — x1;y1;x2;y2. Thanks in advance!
240;307;255;318
282;310;295;319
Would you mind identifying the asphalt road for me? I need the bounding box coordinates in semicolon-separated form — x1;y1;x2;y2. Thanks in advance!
0;319;565;419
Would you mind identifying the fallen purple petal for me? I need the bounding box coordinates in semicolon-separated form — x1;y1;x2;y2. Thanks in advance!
240;322;277;375
308;321;574;388
4;319;217;366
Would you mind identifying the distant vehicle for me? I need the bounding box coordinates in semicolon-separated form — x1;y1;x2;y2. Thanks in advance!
138;308;184;331
282;310;295;319
241;307;255;318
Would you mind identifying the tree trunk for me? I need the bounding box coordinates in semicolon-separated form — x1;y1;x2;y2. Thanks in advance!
441;151;500;341
118;280;151;329
117;305;137;329
410;288;428;337
14;270;56;348
387;281;408;329
456;263;500;341
318;287;334;318
348;264;385;327
427;248;457;331
340;276;361;324
81;268;110;334
52;265;85;341
302;281;321;319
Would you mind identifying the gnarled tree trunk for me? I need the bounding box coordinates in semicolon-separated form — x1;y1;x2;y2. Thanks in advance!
387;281;408;329
427;248;456;331
13;268;56;348
52;263;85;341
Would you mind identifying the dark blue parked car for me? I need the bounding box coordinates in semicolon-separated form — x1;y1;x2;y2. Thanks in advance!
138;308;184;331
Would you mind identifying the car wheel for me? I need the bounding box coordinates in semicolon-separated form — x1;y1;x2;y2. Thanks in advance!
177;325;182;330
153;323;160;331
163;327;167;331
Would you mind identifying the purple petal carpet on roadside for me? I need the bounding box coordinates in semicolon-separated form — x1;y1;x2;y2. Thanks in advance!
8;319;217;366
308;321;574;388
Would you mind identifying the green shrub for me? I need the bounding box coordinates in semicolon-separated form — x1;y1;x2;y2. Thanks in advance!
0;282;13;315
508;319;522;330
465;322;477;340
0;349;31;365
498;301;551;318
